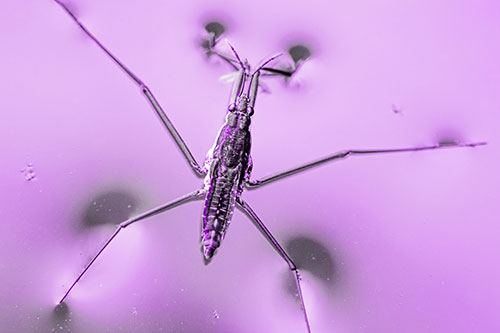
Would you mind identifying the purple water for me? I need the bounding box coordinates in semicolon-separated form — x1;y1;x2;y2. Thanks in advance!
1;0;499;332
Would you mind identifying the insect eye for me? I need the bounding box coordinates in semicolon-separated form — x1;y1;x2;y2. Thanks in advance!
228;103;236;112
246;106;254;116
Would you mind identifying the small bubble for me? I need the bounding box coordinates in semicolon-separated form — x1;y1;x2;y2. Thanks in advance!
20;163;37;181
213;310;219;319
127;205;132;208
132;307;138;316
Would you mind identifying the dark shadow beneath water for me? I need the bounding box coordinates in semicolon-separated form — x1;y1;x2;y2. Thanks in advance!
81;190;138;229
287;236;336;284
288;44;312;65
283;235;338;300
47;302;74;332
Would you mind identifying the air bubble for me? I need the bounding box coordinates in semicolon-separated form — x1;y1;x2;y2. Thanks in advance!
213;310;219;319
20;163;37;181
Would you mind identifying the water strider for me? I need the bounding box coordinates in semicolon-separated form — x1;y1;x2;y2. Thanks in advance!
53;1;486;331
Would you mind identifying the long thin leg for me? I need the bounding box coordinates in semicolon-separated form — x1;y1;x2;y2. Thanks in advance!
246;141;487;189
53;0;205;177
59;189;205;304
236;198;311;333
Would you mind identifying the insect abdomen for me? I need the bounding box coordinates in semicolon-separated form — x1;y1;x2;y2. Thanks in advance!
201;175;238;260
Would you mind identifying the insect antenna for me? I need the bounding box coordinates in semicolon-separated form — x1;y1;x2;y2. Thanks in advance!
225;40;246;73
252;53;283;76
247;53;283;98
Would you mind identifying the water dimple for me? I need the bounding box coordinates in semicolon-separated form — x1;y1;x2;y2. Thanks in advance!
288;44;312;65
392;104;404;115
204;21;225;40
200;20;226;53
81;190;138;228
438;139;458;147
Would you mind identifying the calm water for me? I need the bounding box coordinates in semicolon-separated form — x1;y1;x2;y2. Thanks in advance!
1;0;499;332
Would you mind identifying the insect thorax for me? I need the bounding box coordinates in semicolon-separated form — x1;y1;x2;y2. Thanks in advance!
201;112;253;260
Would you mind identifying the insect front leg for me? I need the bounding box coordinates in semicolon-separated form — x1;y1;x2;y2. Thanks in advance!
236;198;311;333
53;0;206;177
246;141;487;189
59;189;205;305
200;29;308;82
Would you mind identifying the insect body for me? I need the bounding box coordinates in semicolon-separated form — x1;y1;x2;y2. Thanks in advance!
201;50;283;261
53;1;486;332
201;69;255;261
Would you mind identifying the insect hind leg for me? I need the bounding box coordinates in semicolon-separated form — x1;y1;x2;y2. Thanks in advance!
236;198;312;333
58;189;205;305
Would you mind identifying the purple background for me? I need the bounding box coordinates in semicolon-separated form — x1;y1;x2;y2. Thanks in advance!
1;0;499;332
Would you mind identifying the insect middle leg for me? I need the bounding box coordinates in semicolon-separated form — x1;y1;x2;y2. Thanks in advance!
236;198;311;333
246;142;487;189
53;0;205;177
59;189;205;304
